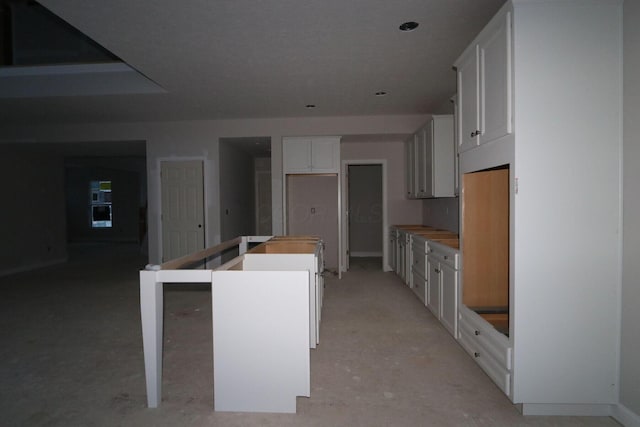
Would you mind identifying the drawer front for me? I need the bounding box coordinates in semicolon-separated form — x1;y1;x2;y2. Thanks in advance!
411;234;428;252
458;325;511;396
460;309;511;370
427;242;459;269
411;268;427;305
458;308;512;396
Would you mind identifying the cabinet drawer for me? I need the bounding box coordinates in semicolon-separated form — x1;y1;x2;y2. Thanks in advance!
427;241;459;269
458;307;512;396
411;268;427;305
459;326;511;396
459;309;511;369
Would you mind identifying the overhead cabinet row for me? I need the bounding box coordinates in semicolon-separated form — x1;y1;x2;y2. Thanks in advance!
283;136;341;174
405;115;455;199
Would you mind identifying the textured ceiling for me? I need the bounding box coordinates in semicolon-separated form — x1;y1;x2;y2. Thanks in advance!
0;0;504;125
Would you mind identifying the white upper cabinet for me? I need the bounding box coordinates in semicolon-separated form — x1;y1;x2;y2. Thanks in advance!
404;136;418;198
457;45;480;153
283;136;341;174
406;115;455;199
455;10;512;153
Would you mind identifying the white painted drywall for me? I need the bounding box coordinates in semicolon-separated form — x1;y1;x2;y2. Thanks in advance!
422;197;459;233
621;0;640;418
0;145;67;275
0;115;427;265
219;140;255;261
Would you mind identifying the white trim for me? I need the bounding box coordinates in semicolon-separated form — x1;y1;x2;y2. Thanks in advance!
521;402;640;426
520;403;613;417
340;159;388;272
350;251;383;257
613;403;640;427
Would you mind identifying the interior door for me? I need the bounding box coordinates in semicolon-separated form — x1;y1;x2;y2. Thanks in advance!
161;160;205;262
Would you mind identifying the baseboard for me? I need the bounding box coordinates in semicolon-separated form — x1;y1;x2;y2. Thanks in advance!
613;403;640;427
350;251;383;257
0;256;68;278
520;403;613;417
519;402;640;426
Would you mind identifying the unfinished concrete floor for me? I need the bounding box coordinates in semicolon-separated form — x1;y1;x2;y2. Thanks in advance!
0;244;620;426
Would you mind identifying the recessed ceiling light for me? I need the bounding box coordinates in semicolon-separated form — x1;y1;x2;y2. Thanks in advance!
305;104;316;109
399;21;419;32
375;91;387;96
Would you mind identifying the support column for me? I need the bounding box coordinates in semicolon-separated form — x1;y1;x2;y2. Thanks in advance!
140;270;163;407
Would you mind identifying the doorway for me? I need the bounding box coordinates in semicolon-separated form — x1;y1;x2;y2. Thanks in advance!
341;160;387;272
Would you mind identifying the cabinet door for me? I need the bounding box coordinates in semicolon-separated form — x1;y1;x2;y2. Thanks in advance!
479;11;512;144
440;262;458;338
452;95;460;196
310;137;339;173
427;257;441;318
417;123;434;198
404;138;417;198
431;115;455;197
389;232;396;271
457;45;480;153
283;138;312;173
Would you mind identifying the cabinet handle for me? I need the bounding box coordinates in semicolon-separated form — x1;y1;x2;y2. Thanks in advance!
444;255;448;260
474;330;480;336
470;130;481;137
474;352;480;358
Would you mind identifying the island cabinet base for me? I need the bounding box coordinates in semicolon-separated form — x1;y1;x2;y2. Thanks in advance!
212;270;310;413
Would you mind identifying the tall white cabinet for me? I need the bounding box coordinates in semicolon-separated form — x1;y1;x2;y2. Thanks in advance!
455;0;622;416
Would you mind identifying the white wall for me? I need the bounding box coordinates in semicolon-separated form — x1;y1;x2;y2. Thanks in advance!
0;115;427;264
422;197;459;233
219;141;255;243
621;0;640;418
0;145;67;275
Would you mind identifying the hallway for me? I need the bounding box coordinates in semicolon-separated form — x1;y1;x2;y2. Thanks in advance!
0;245;618;426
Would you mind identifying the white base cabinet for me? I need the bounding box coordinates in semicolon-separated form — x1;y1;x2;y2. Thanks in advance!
427;241;459;338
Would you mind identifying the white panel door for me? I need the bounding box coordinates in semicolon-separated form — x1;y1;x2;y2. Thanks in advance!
161;160;205;262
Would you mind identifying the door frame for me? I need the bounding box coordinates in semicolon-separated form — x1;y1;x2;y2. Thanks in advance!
157;157;208;264
340;159;388;272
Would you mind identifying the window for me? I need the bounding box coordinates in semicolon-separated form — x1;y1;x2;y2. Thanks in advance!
90;180;112;228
